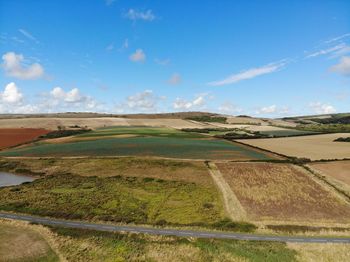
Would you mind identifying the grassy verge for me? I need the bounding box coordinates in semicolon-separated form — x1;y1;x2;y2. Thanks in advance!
50;226;297;262
0;222;59;262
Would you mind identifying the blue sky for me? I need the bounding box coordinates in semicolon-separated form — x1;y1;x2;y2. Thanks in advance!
0;0;349;117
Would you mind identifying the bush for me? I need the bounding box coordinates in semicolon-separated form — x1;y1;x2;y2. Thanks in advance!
185;116;227;123
334;137;350;142
39;129;91;139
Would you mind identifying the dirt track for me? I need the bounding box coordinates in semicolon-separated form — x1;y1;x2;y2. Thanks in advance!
207;162;247;221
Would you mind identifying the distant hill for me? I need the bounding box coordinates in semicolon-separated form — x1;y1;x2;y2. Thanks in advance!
0;111;222;119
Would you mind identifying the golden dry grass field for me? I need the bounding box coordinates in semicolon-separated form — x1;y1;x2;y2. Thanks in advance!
216;162;350;223
238;133;350;160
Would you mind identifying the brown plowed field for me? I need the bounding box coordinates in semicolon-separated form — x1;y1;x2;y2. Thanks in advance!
0;128;50;149
216;162;350;223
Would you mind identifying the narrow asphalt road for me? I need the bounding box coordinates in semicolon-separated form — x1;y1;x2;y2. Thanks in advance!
0;212;349;244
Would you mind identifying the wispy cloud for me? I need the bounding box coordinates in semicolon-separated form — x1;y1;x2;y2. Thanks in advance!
18;29;39;43
124;9;156;22
105;0;116;6
305;43;346;58
118;38;128;51
324;33;350;44
207;61;286;86
106;43;114;51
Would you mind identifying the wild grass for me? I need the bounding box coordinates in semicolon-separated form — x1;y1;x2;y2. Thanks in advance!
216;162;350;223
50;226;297;262
0;174;226;227
0;157;215;187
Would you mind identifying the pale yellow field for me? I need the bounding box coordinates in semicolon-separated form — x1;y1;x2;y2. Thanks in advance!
226;116;267;125
0;117;130;130
125;118;211;129
0;117;210;130
238;133;350;160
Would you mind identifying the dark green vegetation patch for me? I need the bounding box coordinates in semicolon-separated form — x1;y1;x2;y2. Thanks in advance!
334;137;350;142
185;115;228;123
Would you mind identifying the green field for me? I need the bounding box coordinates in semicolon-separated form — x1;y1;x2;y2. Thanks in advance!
78;126;206;139
259;129;317;137
0;136;272;160
0;174;226;226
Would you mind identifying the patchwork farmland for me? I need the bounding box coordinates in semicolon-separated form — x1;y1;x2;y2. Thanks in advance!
0;114;350;261
0;126;273;160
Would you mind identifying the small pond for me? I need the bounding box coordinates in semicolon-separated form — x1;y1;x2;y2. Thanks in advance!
0;172;35;187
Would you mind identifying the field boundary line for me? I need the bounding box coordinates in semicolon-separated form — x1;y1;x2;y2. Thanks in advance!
206;161;247;221
303;165;350;204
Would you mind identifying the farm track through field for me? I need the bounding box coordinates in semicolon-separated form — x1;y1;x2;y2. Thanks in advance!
206;162;247;221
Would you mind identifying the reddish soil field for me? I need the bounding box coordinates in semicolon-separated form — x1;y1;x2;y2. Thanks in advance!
216;162;350;223
0;128;50;149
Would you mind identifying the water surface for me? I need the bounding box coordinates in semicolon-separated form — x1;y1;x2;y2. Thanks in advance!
0;172;35;187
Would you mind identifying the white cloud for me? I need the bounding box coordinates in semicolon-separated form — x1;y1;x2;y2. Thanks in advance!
173;94;207;110
1;82;23;104
115;90;165;113
129;49;145;62
255;105;290;115
126;90;160;111
256;105;277;114
208;61;286;86
168;73;181;85
218;102;242;114
330;56;350;76
18;29;39;43
0;83;39;114
2;52;44;80
124;9;155;21
47;87;99;111
309;102;336;114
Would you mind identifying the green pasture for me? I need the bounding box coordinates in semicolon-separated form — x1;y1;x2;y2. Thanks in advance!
0;136;272;160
